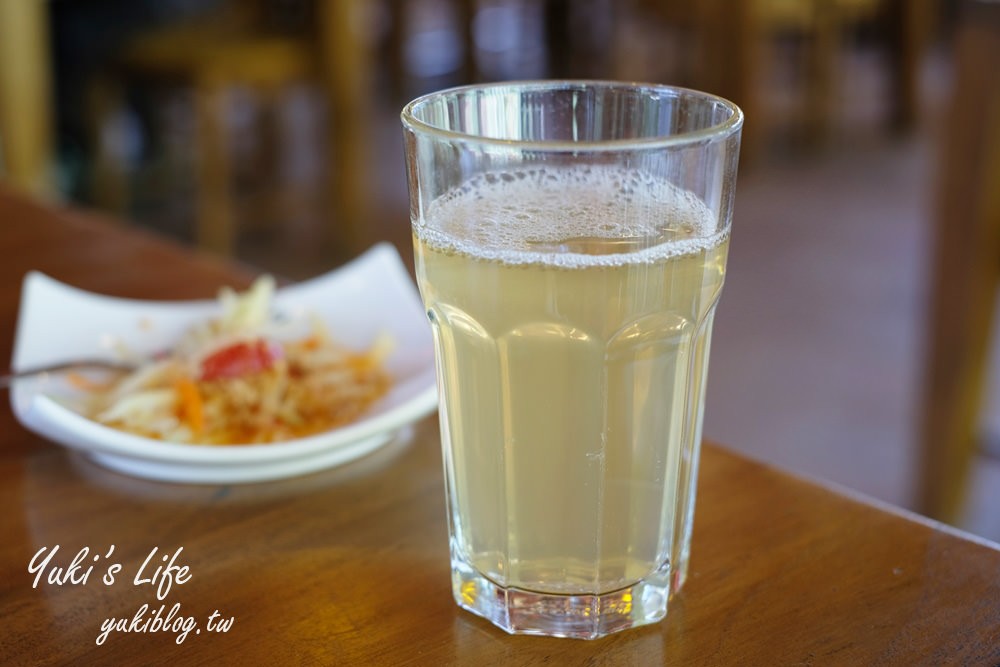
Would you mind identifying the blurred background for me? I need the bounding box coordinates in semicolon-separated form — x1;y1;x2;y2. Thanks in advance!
2;0;998;541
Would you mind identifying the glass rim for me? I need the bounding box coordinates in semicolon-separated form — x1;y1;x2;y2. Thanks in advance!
400;79;744;152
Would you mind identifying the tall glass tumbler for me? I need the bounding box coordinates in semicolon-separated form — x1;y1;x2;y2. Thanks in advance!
402;82;742;639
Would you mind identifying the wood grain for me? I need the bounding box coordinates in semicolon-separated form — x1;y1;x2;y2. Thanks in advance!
1;190;999;664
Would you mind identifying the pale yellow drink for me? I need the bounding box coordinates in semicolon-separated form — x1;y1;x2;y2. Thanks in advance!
414;166;728;596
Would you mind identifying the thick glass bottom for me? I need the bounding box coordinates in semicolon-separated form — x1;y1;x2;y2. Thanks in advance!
451;557;672;640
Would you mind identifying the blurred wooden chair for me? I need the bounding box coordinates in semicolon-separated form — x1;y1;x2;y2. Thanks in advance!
636;0;933;160
917;0;1000;522
91;0;372;257
0;0;54;196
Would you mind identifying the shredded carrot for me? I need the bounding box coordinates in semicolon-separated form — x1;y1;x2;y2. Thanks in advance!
347;355;372;372
174;377;205;435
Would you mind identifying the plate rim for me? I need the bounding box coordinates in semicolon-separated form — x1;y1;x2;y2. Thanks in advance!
9;243;439;475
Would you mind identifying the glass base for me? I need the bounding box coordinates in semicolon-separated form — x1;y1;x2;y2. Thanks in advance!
451;558;672;639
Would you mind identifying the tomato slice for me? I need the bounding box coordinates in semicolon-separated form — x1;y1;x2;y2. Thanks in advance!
200;339;283;381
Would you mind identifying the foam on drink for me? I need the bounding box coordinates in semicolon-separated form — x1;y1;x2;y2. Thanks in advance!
416;166;726;266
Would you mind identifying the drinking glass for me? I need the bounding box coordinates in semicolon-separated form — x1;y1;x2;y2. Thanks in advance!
402;81;742;639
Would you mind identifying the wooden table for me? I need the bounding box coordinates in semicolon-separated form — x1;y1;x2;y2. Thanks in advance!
2;190;999;664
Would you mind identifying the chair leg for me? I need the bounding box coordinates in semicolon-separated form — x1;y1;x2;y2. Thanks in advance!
802;0;838;149
0;0;54;195
886;0;933;133
919;251;998;522
194;79;234;256
917;17;1000;521
85;76;130;218
695;0;761;164
317;0;372;256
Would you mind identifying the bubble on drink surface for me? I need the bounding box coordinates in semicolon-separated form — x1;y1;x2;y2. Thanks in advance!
417;166;726;267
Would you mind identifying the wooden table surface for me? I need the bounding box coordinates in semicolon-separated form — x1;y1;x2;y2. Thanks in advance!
2;190;999;665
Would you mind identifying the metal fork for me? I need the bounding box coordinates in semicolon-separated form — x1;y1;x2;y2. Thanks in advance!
1;360;136;389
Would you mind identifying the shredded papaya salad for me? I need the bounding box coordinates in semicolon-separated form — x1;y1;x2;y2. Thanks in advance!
77;276;393;445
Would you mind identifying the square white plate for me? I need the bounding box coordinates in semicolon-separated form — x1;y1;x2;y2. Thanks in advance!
10;243;438;484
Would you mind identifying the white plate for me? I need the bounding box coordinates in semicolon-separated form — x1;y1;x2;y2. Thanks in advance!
9;243;438;484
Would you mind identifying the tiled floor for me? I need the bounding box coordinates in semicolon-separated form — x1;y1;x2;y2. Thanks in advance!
706;135;932;509
136;48;1000;544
